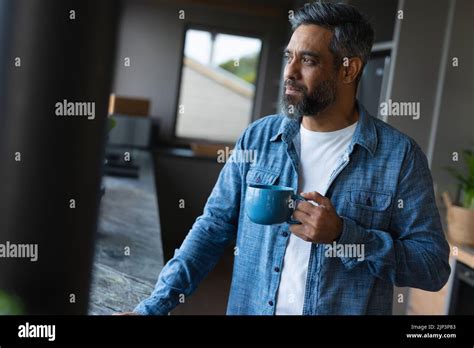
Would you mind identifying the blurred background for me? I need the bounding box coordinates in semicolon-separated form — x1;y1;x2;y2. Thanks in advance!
0;0;472;316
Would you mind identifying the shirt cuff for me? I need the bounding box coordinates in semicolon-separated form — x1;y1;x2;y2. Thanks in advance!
336;216;368;269
133;298;170;316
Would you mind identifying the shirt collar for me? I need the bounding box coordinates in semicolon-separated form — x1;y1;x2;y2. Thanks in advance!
270;102;378;157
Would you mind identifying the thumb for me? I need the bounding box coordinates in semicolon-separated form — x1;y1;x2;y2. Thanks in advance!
301;191;330;207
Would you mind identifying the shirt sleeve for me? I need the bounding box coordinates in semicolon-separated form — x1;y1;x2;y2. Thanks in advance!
133;137;245;315
336;142;451;292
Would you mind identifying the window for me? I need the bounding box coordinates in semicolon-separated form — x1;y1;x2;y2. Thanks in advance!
175;28;262;143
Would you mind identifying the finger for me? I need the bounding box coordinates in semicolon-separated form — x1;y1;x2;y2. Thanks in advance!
301;191;331;207
294;200;315;215
289;224;311;242
293;209;314;226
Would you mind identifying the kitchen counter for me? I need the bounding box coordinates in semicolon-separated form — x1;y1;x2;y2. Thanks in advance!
88;148;163;314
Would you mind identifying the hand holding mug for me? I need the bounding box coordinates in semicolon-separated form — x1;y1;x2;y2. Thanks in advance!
290;191;343;243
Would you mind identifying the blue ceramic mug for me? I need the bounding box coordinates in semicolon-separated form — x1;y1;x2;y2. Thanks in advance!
245;184;307;225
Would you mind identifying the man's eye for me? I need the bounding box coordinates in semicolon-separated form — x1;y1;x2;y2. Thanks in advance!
303;57;314;64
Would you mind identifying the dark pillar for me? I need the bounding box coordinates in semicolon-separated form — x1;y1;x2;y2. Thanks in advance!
0;0;119;314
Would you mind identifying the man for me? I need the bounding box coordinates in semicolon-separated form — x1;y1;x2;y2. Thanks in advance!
127;2;450;315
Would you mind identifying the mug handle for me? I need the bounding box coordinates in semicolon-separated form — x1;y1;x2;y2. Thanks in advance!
287;194;307;225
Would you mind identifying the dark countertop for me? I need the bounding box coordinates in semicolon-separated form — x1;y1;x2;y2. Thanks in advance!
88;148;163;315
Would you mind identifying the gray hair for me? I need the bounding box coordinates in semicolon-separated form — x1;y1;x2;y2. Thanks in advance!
290;2;375;72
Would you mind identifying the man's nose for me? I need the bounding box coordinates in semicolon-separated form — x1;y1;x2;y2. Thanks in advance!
284;57;301;81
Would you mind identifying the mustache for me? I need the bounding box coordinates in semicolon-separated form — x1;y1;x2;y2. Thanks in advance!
284;80;306;92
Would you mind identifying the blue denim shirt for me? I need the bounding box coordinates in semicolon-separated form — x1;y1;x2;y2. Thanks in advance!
135;103;451;315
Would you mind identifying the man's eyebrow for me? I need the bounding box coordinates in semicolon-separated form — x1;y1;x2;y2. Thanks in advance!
283;48;320;59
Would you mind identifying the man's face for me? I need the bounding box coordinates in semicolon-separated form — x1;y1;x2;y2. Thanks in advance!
281;24;339;119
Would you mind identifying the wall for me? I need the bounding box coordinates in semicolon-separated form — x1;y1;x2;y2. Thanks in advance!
112;0;289;142
384;0;450;153
349;0;398;42
431;0;474;205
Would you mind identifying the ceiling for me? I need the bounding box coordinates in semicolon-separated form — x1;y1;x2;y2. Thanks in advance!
170;0;298;18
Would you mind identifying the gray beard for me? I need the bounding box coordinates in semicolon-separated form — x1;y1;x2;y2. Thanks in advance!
280;79;337;120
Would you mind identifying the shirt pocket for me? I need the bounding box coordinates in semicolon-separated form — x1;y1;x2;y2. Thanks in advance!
245;167;280;186
344;189;392;230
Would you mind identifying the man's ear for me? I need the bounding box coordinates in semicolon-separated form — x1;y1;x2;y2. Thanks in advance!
340;57;363;84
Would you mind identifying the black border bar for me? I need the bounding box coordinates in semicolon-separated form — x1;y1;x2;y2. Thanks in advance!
0;315;472;345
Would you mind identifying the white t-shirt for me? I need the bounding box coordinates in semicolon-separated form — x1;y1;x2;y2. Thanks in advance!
275;121;358;315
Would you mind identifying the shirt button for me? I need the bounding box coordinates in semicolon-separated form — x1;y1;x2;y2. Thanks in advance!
274;266;280;272
282;231;288;237
268;301;274;306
